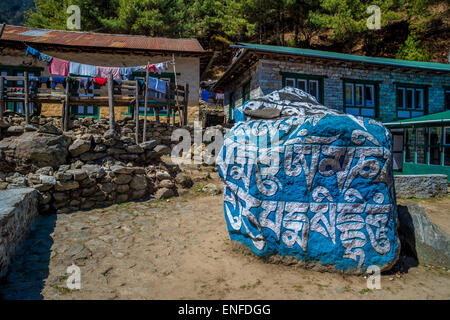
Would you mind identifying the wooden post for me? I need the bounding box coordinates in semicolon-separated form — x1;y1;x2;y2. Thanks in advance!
171;54;178;126
0;76;4;119
135;79;140;144
143;62;149;142
107;74;115;131
184;84;189;126
63;77;70;132
24;72;29;124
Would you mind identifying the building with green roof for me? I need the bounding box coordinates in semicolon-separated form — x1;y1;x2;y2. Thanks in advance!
214;42;450;178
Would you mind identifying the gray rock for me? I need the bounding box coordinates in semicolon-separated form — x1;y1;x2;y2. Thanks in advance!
38;122;61;135
202;183;221;195
100;182;115;194
130;175;147;190
35;166;54;176
55;171;72;181
5;132;69;168
156;171;171;180
55;180;79;191
398;202;450;268
115;174;132;185
126;145;144;154
175;173;193;188
158;179;174;189
80;152;106;162
24;124;38;132
154;187;174;200
140;139;159;150
111;165;134;174
116;184;129;193
395;175;447;198
153;144;170;155
66;169;88;181
6;126;24;134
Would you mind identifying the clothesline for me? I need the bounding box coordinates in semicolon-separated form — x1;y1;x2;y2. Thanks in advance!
24;44;176;80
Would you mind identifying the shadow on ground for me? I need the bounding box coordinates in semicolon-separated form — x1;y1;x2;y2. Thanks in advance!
0;214;57;300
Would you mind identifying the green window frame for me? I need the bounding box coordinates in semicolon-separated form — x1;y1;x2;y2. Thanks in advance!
242;78;251;105
281;72;325;104
445;87;450;111
70;105;99;118
342;79;380;119
395;83;428;119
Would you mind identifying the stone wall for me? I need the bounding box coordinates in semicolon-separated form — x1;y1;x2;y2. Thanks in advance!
223;58;450;123
0;188;38;278
394;174;448;198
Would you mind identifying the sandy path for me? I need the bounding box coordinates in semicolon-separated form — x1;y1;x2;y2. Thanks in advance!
1;174;449;299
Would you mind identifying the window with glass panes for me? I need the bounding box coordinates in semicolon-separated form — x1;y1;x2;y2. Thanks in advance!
444;127;450;166
281;72;324;103
396;84;427;119
343;80;379;118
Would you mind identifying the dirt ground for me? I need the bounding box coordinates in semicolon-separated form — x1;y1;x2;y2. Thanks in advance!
0;168;449;300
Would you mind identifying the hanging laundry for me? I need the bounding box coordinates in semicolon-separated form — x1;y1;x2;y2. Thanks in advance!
215;92;224;100
25;46;41;59
119;66;143;80
39;76;50;88
49;57;70;76
147;76;167;94
148;64;157;73
201;90;210;102
96;66;121;80
93;77;107;87
51;77;66;89
79;78;91;90
70;62;97;77
39;53;53;64
155;62;166;74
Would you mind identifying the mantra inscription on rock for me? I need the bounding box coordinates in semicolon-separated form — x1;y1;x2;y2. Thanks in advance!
217;95;399;273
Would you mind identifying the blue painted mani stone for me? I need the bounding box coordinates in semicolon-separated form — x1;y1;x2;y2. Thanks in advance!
217;87;399;274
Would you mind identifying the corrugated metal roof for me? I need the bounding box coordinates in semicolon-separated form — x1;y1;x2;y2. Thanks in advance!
234;42;450;72
0;24;206;53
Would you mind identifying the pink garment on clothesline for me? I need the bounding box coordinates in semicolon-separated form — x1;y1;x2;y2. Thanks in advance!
49;57;69;76
96;66;121;80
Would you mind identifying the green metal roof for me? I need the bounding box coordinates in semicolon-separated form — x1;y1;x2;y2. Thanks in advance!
234;42;450;72
384;110;450;127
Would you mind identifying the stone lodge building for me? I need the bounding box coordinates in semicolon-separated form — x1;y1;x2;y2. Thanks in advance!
0;24;211;120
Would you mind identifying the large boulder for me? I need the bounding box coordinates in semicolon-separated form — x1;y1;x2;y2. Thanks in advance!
5;132;69;169
217;87;399;274
398;202;450;268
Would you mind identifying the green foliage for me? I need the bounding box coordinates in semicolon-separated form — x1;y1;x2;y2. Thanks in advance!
9;0;439;54
0;0;34;25
396;32;431;61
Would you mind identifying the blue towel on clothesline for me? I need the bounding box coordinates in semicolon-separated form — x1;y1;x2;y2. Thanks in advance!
201;90;210;102
120;66;144;80
25;46;40;58
69;62;97;77
51;77;66;89
39;53;53;64
147;77;167;94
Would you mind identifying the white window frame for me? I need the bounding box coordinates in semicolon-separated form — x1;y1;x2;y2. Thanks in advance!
355;84;364;107
406;88;415;109
365;84;375;107
285;78;296;88
415;88;424;110
345;83;354;106
297;79;307;92
444;127;450;146
309;79;319;101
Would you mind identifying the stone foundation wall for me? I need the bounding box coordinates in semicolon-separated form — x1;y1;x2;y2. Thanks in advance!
0;188;38;278
395;174;448;198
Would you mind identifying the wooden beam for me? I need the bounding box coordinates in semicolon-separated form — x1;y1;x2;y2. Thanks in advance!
135;79;140;144
63;77;70;131
143;62;149;141
0;76;4;119
107;74;115;131
184;83;189;125
24;72;29;124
